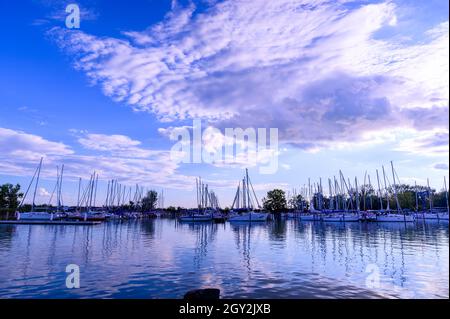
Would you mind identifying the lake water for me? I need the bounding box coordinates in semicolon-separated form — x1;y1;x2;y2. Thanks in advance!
0;219;448;299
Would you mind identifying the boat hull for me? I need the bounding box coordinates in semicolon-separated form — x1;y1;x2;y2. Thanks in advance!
179;215;212;222
322;214;360;222
17;212;54;221
415;213;449;220
376;214;414;222
228;212;268;222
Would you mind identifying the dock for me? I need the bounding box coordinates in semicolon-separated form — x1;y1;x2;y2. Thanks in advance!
0;220;102;226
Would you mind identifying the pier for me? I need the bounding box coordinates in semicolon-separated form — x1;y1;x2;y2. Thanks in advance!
0;220;101;226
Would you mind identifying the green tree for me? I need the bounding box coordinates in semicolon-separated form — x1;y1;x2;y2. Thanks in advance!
289;194;306;210
263;189;287;213
0;184;23;216
141;190;158;211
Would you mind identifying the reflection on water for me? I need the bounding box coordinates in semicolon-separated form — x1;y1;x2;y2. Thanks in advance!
0;219;447;298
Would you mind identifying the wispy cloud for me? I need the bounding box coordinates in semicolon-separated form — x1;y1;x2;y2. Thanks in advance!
0;127;194;189
433;163;449;171
48;0;448;157
76;132;158;158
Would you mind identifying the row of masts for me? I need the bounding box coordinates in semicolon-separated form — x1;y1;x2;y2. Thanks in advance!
102;179;146;210
196;177;220;211
17;158;449;214
231;168;260;210
288;161;448;214
20;157;166;212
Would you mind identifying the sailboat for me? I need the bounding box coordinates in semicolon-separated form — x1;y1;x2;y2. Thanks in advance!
415;177;449;221
16;158;55;221
375;162;414;222
228;169;268;222
68;172;106;221
321;174;359;222
179;178;214;222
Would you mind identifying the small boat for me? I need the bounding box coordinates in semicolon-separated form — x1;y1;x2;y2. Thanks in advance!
68;211;106;221
17;211;55;221
375;213;414;222
228;211;268;222
414;211;449;220
212;212;227;222
359;211;377;222
85;211;107;221
179;214;213;222
322;213;360;222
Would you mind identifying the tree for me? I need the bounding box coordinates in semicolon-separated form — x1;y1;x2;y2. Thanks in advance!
141;190;158;211
0;184;23;216
263;189;287;213
289;194;306;210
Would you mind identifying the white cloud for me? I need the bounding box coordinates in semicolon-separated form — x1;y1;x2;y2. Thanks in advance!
48;0;448;156
0;127;73;159
77;133;157;158
38;187;50;197
396;129;449;157
0;127;194;190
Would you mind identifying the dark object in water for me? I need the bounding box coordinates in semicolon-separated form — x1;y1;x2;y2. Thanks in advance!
184;288;220;300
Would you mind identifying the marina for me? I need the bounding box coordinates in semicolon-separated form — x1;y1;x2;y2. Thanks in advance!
1;162;448;299
0;218;447;298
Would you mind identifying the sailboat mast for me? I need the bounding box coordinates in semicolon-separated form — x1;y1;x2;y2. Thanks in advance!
414;181;418;212
93;173;99;208
32;157;43;211
355;177;360;211
390;161;401;214
246;169;251;209
427;178;433;211
382;166;390;211
376;169;383;210
58;164;64;212
444;176;449;215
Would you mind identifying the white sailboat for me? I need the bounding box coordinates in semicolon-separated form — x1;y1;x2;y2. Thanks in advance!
416;177;449;221
68;172;106;221
375;162;414;222
321;174;360;222
322;211;360;222
299;178;321;221
17;158;54;221
228;169;268;222
179;178;215;222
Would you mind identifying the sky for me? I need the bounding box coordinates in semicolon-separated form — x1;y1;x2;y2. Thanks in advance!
0;0;448;208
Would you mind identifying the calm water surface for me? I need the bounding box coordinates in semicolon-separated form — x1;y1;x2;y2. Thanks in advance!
0;219;448;298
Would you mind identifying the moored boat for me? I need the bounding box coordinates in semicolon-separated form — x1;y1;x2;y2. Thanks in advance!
375;213;414;222
17;211;55;221
322;212;360;222
228;211;268;222
179;214;213;222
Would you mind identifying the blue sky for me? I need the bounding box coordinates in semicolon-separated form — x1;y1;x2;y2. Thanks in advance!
0;0;448;207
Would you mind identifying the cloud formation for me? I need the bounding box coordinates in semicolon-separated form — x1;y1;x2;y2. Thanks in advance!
0;127;193;189
49;1;448;146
